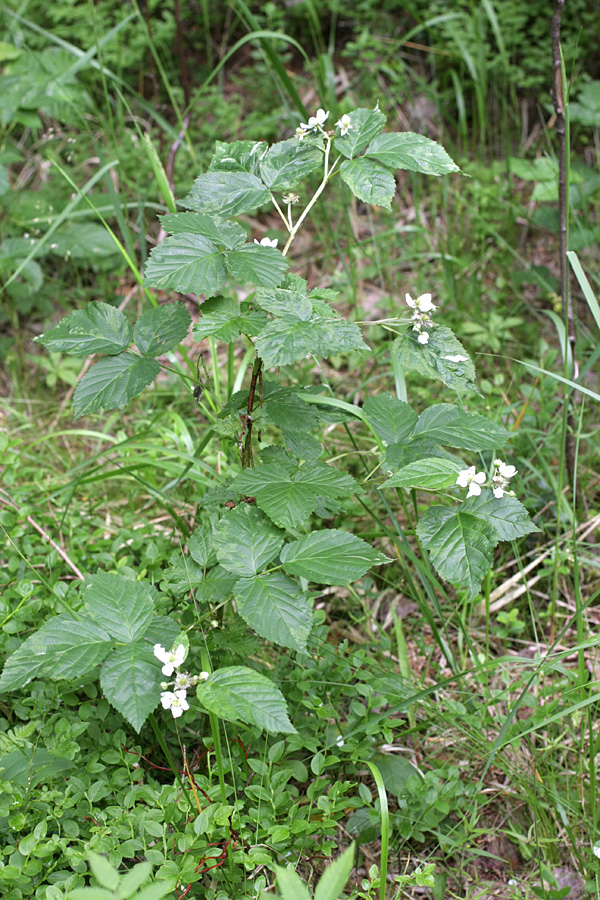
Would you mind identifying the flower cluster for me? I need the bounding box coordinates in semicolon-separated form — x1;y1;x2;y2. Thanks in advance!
405;292;436;344
154;643;209;719
295;108;354;140
253;237;278;248
456;459;517;500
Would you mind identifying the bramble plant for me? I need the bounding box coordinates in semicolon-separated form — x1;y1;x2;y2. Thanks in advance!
1;103;539;893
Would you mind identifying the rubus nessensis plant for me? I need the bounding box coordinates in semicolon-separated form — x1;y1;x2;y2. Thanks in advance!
2;103;537;803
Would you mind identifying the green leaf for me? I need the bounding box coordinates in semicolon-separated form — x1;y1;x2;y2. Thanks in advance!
50;223;119;260
141;616;181;650
133;303;191;356
73;352;160;418
88;852;120;890
36;301;132;357
118;861;153;898
281;530;389;585
259;138;322;190
143;233;227;297
0;614;113;691
193;297;267;342
181;171;270;217
417;507;497;598
234;573;312;652
363;393;418;444
314;844;355;900
365;132;460;176
225;244;288;288
334;106;387;158
231;461;357;529
187;521;217;568
384;457;463;490
197;666;295;733
83;572;155;643
212;505;284;577
255;287;313;321
256;316;368;368
159;212;246;249
462;492;539;541
392;326;477;392
385;439;464;473
100;644;161;733
340;157;396;209
209;139;266;175
272;865;312;900
413;404;510;451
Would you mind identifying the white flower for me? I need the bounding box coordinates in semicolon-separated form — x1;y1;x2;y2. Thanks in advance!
253;237;278;248
174;672;193;690
160;690;189;719
336;113;352;135
198;671;210;681
444;354;468;363
593;843;600;859
456;466;486;497
497;461;517;479
493;486;505;499
282;192;299;204
336;735;345;747
154;643;186;676
417;332;429;344
405;292;436;313
307;108;329;128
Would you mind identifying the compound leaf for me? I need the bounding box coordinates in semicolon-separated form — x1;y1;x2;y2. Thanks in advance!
212;505;284;577
281;530;389;585
100;644;161;733
365;132;460;176
334;106;387;158
417;507;497;598
133;303;191;356
234;573;312;652
225;243;288;288
340;157;396;209
259;138;322;190
159;212;246;249
73;352;160;418
197;666;296;733
193;296;267;342
256;316;367;367
181;171;270;217
36;301;131;356
143;233;226;297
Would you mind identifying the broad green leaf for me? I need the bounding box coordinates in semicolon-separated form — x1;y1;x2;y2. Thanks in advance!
417;507;497;598
334;106;387;158
462;492;539;541
256;316;368;367
195;566;237;604
363;393;418;444
144;233;227;297
384;457;463;490
340;157;396;209
212;505;284;577
88;852;120;890
281;530;389;585
413;403;510;451
133;303;191;356
225;244;288;288
141;615;181;650
83;572;154;643
314;844;355;900
181;171;270;217
0;748;74;791
255;287;313;321
193;297;267;342
0;614;113;691
259;138;322;190
50;222;119;259
117;861;153;898
284;431;322;460
272;865;312;900
231;461;357;529
100;643;161;733
73;352;160;418
159;212;246;249
385;439;464;472
36;301;131;357
234;573;312;652
187;520;217;568
197;666;295;733
365;132;460;176
209;139;266;175
392;326;477;392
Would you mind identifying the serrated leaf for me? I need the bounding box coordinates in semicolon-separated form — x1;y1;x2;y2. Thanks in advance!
187;520;217;567
133;303;191;356
197;666;295;733
181;171;270;217
225;244;288;288
340;157;396;208
100;644;161;733
159;212;246;249
213;505;284;577
255;287;313;321
413;404;510;451
314;844;355;900
281;530;389;585
0;614;113;691
141;616;181;650
385;439;464;472
209;139;266;175
193;296;267;342
73;352;160;418
417;507;497;598
36;301;132;356
334;106;387;158
83;572;154;643
256;315;368;367
259;138;322;190
284;431;322;460
392;325;477;392
462;492;539;541
365;132;460;175
144;233;227;297
234;573;312;652
231;461;357;529
363;393;418;444
384;457;463;490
